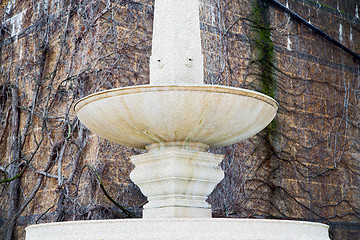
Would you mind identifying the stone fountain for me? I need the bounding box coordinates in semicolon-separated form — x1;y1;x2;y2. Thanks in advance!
26;0;330;239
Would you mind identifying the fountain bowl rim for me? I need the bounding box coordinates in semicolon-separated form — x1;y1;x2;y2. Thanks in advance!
26;218;328;230
74;85;279;112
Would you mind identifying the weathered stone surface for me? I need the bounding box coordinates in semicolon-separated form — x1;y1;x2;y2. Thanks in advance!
25;218;330;240
75;85;278;149
130;143;224;218
150;0;203;85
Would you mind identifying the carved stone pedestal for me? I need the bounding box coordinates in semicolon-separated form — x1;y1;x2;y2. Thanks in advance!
130;142;224;218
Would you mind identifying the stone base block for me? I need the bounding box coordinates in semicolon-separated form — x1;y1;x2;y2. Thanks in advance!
26;219;330;240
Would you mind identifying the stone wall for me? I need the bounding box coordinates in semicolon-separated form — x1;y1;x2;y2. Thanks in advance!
0;0;359;239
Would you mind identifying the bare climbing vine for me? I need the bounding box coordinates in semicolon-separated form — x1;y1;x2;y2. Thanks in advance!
203;1;359;239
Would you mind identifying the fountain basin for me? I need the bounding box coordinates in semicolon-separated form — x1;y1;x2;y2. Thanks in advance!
75;85;278;149
26;218;329;240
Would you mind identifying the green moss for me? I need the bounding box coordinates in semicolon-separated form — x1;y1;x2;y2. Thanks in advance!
251;0;275;97
250;0;276;140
